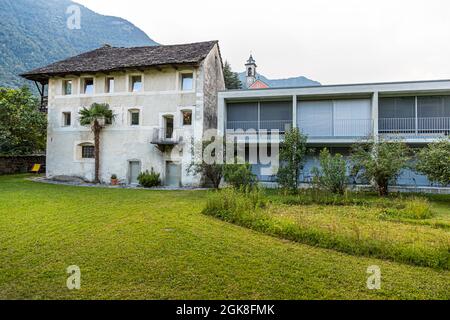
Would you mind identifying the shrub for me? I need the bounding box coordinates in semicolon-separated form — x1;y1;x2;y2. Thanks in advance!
224;162;257;189
277;128;308;193
381;197;433;220
351;140;411;196
312;148;347;195
138;168;161;188
416;139;450;186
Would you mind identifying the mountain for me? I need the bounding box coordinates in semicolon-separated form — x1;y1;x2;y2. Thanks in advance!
238;72;321;88
0;0;158;89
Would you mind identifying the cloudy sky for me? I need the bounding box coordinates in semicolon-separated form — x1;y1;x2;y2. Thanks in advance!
75;0;450;85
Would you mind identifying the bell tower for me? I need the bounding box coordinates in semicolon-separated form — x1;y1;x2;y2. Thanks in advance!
245;54;257;88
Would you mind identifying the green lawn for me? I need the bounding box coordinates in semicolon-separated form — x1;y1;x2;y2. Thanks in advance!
0;175;449;300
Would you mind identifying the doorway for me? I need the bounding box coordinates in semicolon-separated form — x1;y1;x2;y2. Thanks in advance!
165;161;181;187
129;161;141;184
164;116;174;139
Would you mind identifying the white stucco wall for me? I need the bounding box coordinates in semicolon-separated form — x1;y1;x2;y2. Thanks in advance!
46;62;211;186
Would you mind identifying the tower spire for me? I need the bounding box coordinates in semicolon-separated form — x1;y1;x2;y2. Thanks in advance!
245;53;257;88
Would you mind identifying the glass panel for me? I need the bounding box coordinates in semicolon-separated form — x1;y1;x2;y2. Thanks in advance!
106;78;114;93
131;112;140;125
131;76;142;92
63;112;71;126
226;102;258;130
260;101;292;131
82;146;94;159
182;111;192;126
379;97;415;133
165;117;174;138
64;80;72;95
181;73;193;91
83;78;94;94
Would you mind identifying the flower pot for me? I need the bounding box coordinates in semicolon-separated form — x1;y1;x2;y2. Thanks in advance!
111;178;119;186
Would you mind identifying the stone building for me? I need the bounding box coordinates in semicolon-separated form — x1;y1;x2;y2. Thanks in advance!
21;41;225;186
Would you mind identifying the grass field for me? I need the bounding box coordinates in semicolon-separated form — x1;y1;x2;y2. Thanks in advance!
0;175;449;300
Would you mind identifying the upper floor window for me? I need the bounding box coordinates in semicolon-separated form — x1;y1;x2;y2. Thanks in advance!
63;80;72;95
62;112;71;127
106;77;115;93
181;73;194;91
81;145;95;159
82;78;94;94
182;110;192;126
131;76;142;92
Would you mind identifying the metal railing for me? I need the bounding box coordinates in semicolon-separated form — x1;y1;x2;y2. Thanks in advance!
297;119;373;138
226;120;293;133
379;117;450;137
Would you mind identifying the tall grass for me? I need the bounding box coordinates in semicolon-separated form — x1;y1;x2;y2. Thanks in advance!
203;188;449;270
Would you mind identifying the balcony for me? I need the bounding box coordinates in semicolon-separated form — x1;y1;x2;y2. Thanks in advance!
379;117;450;140
151;128;183;152
226;120;293;133
298;119;373;141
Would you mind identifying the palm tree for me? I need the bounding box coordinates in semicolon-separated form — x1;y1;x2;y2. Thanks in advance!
79;103;115;183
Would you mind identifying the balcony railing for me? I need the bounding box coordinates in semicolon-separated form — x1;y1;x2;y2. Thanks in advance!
379;117;450;138
151;128;183;145
226;120;293;133
298;119;373;138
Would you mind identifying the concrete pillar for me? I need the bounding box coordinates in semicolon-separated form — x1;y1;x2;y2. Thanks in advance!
293;95;297;129
372;91;379;141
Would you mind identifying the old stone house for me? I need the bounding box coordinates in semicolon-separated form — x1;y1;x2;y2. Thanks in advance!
21;41;225;186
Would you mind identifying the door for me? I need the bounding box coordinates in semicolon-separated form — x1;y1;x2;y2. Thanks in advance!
165;162;181;187
129;161;141;184
164;116;174;139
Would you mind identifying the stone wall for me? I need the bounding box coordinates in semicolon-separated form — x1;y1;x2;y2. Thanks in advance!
0;155;46;175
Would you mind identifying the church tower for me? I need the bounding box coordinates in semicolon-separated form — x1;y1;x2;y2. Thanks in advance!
245;54;257;88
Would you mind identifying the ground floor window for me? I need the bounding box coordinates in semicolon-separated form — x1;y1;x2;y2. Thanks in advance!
82;145;95;159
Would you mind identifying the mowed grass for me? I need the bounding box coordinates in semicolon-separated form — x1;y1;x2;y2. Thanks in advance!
0;175;449;300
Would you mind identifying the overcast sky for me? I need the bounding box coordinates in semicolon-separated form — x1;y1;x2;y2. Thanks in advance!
75;0;450;85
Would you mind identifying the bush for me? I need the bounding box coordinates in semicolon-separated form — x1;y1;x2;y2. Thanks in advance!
138;168;161;188
312;148;347;195
224;162;257;189
277;128;308;193
351;140;411;196
416;140;450;186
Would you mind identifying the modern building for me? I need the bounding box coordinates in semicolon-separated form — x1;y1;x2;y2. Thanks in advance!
21;41;225;186
218;80;450;187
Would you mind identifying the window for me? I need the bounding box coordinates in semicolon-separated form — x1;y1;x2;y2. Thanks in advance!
181;73;193;91
182;110;192;126
62;112;71;126
83;78;94;94
130;110;140;126
63;80;72;95
106;77;115;93
131;76;142;92
81;145;95;159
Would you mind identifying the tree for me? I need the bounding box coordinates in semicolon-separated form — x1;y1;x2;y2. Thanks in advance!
79;103;115;183
312;148;347;195
187;138;224;189
223;61;242;90
277;128;308;192
415;139;450;186
0;87;47;155
351;140;411;196
224;161;257;189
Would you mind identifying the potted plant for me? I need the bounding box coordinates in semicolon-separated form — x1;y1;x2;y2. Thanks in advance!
110;174;119;186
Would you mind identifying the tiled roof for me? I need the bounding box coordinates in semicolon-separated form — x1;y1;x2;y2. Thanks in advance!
21;41;219;82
